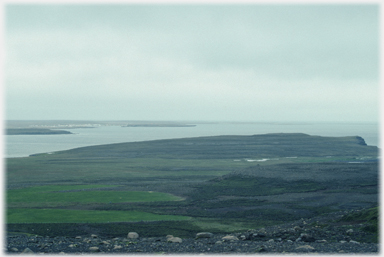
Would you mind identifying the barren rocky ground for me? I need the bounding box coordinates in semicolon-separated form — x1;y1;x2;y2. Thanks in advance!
7;209;378;254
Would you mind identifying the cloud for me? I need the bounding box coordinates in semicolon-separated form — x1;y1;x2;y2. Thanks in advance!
4;4;379;122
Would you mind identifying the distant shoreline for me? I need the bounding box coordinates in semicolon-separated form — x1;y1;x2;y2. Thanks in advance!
122;124;196;128
6;128;72;135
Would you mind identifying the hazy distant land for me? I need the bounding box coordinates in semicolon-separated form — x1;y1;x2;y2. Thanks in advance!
6;128;72;135
6;120;197;129
122;123;196;127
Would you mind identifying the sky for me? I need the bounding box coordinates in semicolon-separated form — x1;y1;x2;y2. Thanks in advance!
4;3;380;122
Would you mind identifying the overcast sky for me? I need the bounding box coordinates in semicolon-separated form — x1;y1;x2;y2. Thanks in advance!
4;4;379;122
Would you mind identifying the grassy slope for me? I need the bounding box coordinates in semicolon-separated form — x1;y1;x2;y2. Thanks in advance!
6;133;379;237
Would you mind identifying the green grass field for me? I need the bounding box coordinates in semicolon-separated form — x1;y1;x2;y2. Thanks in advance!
7;209;190;223
7;185;188;223
8;185;182;205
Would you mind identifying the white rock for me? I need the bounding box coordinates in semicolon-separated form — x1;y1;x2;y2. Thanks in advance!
222;235;238;241
127;232;139;239
295;245;315;251
89;247;99;252
167;236;182;243
196;232;213;239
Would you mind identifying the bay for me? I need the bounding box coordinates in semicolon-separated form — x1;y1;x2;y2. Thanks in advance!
5;122;379;158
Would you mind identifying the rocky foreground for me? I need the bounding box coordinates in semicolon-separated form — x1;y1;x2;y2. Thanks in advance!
6;210;379;254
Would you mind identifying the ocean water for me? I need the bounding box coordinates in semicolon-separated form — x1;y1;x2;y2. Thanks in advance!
5;122;379;158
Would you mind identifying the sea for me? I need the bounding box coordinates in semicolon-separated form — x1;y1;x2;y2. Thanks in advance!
5;122;380;158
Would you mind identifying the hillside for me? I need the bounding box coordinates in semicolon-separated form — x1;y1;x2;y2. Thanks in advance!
6;133;379;249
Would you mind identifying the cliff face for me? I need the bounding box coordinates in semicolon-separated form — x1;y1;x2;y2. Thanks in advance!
356;136;367;146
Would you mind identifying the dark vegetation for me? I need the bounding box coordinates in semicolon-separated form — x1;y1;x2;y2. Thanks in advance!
6;133;379;242
6;128;72;135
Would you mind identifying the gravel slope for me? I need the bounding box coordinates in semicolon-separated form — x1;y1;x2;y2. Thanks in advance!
6;210;379;254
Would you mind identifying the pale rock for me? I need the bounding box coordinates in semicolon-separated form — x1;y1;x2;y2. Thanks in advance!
21;248;34;254
196;232;213;239
258;228;267;234
89;247;99;252
293;226;302;231
167;236;182;243
222;235;239;241
295;245;315;251
128;232;139;239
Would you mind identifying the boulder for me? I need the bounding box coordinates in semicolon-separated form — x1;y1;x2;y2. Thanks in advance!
89;247;99;252
128;232;139;239
222;235;239;241
196;232;213;239
295;245;315;252
255;245;267;252
21;248;34;254
167;236;182;243
300;233;316;242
